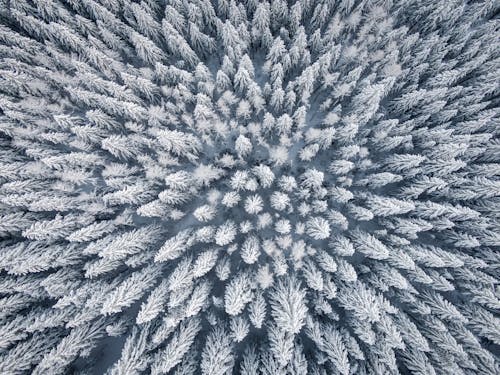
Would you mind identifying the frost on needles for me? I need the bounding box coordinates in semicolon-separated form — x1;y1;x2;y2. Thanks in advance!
0;0;499;374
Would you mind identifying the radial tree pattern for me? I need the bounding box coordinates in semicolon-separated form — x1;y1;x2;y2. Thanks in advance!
0;0;499;374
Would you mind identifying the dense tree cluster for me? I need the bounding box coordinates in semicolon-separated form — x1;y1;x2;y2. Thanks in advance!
0;0;499;374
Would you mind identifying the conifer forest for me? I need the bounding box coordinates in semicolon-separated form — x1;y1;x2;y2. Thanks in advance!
0;0;499;374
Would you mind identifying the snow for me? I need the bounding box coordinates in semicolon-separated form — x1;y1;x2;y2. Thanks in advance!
0;0;499;374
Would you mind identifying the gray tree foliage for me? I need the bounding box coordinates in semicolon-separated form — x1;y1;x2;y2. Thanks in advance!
0;0;498;373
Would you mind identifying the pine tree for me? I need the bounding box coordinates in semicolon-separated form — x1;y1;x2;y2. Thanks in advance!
109;324;151;375
306;217;331;240
241;235;260;264
225;272;253;316
201;326;234;375
269;276;308;335
150;318;202;374
102;265;161;315
155;230;193;262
